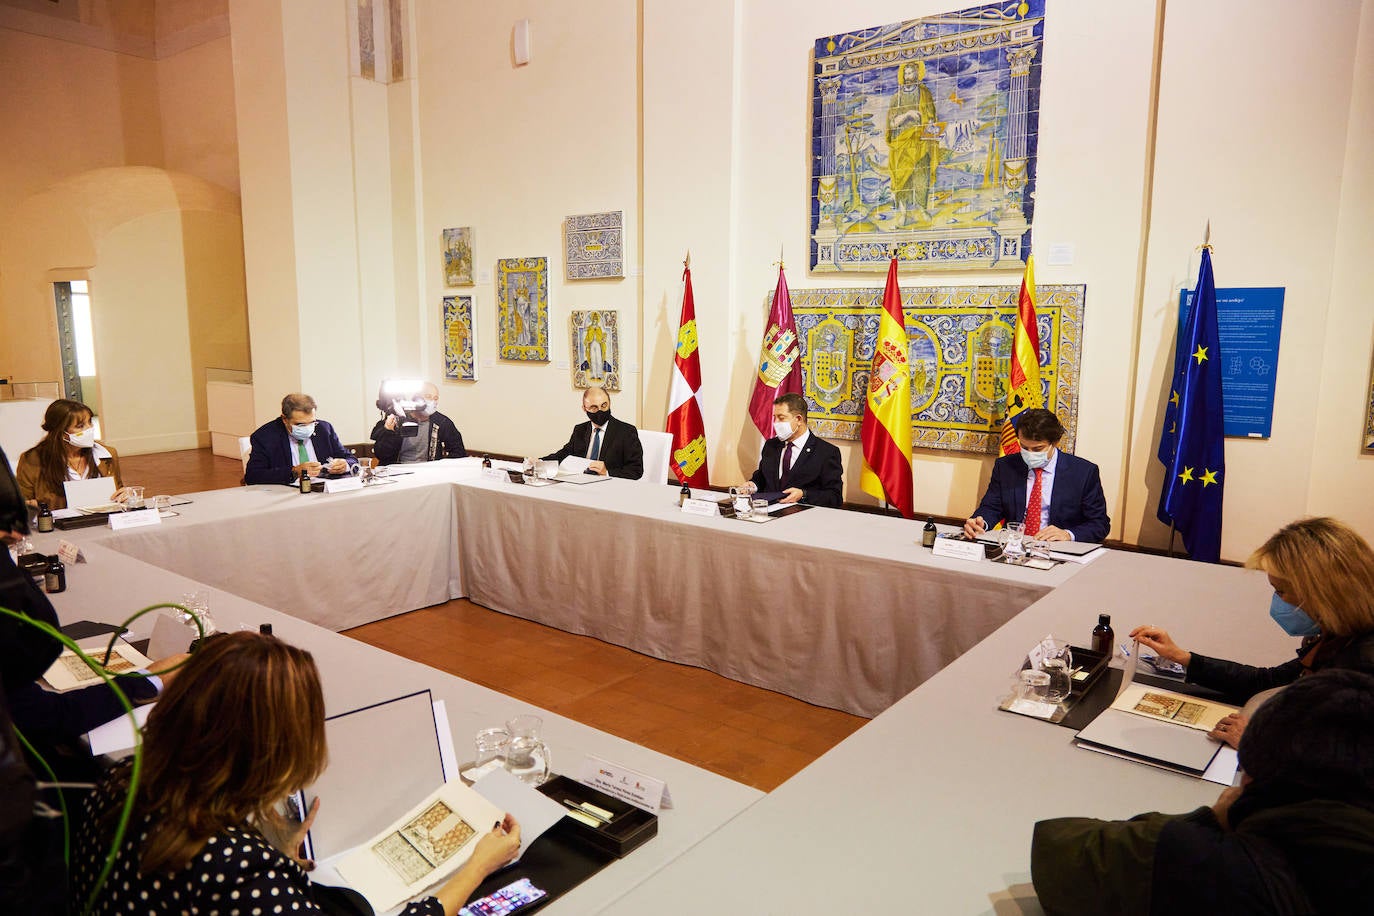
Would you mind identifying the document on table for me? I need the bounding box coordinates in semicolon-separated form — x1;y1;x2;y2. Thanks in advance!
1112;683;1237;732
559;456;592;475
42;638;152;692
63;476;116;510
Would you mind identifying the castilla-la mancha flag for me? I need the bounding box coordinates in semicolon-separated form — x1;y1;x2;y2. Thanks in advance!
666;263;709;487
859;257;914;518
746;265;803;436
998;255;1043;457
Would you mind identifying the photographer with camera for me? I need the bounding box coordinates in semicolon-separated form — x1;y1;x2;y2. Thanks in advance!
370;379;466;465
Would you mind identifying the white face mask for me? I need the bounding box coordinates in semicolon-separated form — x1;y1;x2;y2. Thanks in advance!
773;419;795;442
68;428;97;449
1021;448;1050;470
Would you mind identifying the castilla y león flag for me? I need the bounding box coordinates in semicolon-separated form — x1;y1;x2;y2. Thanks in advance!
859;257;914;518
666;264;709;487
746;265;803;436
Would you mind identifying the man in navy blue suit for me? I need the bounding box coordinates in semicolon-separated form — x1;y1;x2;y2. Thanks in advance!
741;393;843;508
244;392;358;486
964;408;1109;543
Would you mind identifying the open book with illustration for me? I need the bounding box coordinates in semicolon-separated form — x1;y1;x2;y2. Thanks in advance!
336;781;503;913
1110;683;1237;732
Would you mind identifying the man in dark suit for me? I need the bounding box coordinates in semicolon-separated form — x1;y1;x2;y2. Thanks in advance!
244;392;359;486
964;408;1109;542
544;386;643;479
742;393;843;508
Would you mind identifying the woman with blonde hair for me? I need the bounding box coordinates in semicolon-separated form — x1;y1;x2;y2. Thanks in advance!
16;398;132;509
1131;516;1374;748
73;631;520;915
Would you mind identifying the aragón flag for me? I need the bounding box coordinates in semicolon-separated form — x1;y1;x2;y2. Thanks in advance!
1157;247;1225;562
746;265;803;436
859;257;914;518
999;256;1042;456
666;264;709;487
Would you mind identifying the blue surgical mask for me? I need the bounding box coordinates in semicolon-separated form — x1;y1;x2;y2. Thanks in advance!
1021;449;1049;470
289;422;317;442
1268;593;1320;637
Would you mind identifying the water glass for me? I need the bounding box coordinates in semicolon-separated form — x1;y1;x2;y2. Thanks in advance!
153;494;171;512
728;487;750;517
1018;668;1051;701
501;714;551;785
1002;521;1026;562
474;727;510;767
1041;643;1074;702
751;498;769;517
126;486;145;509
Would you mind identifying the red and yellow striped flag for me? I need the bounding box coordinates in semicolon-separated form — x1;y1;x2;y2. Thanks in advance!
859;257;914;518
998;255;1043;456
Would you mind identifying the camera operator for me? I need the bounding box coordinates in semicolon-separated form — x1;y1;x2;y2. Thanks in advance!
370;380;466;465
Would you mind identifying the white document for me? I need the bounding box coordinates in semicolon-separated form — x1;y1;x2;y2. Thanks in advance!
558;456;592;475
148;613;196;658
62;476;116;510
335;782;504;913
471;768;568;859
42;639;152;692
86;703;152;756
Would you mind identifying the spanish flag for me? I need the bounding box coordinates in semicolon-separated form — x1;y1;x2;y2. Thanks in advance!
859;257;914;518
665;262;710;487
998;256;1042;456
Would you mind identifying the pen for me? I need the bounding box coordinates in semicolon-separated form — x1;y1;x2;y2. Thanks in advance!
557;798;612;825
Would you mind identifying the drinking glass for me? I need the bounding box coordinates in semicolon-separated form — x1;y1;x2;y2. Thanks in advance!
1002;521;1026;562
126;486;145;509
751;498;769;517
728;487;751;517
474;727;510;767
1040;643;1074;703
501;715;551;785
1018;668;1051;701
153;495;171;512
522;457;536;481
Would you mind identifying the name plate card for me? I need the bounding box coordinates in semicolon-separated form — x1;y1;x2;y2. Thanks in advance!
578;755;673;813
480;466;508;482
322;476;364;494
57;539;85;564
108;508;161;531
680;498;719;517
931;537;984;562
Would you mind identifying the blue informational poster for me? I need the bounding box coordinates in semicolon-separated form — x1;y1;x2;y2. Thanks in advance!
1177;287;1285;439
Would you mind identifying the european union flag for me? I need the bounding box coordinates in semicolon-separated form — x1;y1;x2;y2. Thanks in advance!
1157;248;1225;562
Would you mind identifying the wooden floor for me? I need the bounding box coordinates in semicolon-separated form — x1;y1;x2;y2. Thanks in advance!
122;448;868;791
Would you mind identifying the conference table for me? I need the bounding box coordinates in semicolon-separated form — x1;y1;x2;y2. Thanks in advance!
56;457;1084;717
30;459;1284;912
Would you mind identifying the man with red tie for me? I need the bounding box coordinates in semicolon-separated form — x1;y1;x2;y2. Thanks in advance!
741;393;844;508
963;408;1110;543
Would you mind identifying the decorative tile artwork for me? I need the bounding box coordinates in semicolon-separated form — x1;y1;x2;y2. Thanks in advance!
809;1;1045;273
565;211;624;279
496;257;549;361
786;282;1085;455
570;310;620;391
442;227;474;286
442;295;476;381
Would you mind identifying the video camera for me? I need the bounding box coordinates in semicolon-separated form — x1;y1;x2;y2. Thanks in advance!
375;378;432;439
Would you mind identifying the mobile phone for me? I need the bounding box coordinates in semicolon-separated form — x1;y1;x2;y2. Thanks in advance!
458;878;548;916
283;790;314;862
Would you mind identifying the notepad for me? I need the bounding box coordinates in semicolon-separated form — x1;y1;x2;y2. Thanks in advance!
63;476;116;510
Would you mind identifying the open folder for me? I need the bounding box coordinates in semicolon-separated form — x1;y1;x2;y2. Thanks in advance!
1074;684;1238;775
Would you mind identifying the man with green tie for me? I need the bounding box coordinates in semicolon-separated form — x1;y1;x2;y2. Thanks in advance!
244;393;358;485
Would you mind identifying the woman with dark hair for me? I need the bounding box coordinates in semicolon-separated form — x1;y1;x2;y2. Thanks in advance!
16;398;132;509
73;632;521;915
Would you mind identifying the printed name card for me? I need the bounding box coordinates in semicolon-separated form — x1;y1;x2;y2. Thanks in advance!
56;540;85;564
680;498;719;517
578;755;672;813
931;537;984;562
480;466;508;482
108;508;160;531
322;476;364;494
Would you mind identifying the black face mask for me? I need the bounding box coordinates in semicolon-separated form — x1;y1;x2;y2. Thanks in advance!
585;408;611;426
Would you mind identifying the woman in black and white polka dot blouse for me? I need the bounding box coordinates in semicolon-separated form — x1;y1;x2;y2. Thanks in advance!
73;631;520;916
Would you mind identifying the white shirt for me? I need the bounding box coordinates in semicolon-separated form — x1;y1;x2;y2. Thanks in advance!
67;442;113;481
778;429;810;481
289;434;319;468
1025;448;1072;539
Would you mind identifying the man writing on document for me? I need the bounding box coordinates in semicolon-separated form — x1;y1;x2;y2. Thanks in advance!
544;386;643;479
740;393;843;508
963;408;1109;543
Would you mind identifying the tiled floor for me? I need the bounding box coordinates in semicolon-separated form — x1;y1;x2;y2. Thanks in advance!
121;448;870;791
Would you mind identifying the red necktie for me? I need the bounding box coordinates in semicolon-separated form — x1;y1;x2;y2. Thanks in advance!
1025;468;1043;537
781;442;794;483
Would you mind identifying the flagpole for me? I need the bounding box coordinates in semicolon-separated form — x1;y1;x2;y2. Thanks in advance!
1166;522;1177;558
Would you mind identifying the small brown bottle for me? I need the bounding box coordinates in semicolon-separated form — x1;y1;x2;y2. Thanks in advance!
1092;613;1114;657
36;501;54;533
44;557;66;594
922;518;937;548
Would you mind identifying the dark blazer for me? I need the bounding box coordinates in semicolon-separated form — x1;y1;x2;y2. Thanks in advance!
750;433;844;508
971;451;1110;543
244;418;358;486
370;412;467;465
544;416;643;480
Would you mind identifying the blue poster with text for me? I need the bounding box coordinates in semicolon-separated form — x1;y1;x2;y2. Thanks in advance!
1177;287;1285;438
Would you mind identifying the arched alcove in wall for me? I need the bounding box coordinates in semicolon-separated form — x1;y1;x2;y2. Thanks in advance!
0;166;250;454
